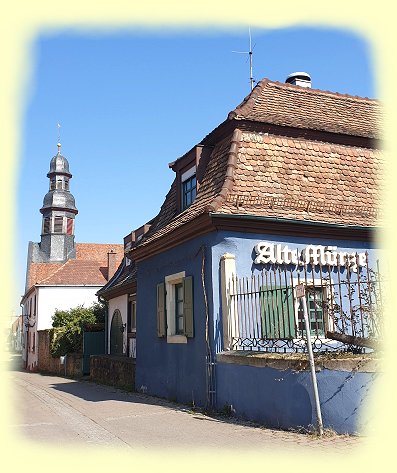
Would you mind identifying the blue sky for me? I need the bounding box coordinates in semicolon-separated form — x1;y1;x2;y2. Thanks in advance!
17;26;375;302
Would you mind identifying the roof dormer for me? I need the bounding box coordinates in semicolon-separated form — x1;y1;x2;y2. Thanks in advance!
169;144;212;213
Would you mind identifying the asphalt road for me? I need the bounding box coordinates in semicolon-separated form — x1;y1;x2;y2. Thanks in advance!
6;353;361;452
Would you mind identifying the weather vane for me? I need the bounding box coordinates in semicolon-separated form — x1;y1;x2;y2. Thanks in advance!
232;27;255;91
57;123;61;152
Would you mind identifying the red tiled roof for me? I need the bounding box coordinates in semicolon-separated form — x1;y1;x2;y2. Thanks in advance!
216;131;381;225
131;79;381;255
228;78;381;139
26;243;123;292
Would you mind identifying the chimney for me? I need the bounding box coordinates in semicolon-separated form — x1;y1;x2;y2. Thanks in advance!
107;249;117;281
285;72;311;88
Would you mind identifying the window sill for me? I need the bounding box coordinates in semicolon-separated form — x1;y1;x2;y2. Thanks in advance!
167;335;187;344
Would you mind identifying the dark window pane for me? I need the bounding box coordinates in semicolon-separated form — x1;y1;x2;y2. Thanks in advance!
182;174;197;210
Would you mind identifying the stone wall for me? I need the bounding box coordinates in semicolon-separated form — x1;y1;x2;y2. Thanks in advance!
90;355;135;391
37;330;83;378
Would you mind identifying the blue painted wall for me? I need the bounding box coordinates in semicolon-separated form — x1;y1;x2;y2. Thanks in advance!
216;361;377;434
210;230;379;353
135;234;214;407
135;226;379;430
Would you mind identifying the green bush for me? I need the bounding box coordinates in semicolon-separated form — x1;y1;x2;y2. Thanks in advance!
50;302;107;357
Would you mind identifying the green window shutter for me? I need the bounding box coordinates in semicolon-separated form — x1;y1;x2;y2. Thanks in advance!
260;286;296;339
183;276;194;338
157;282;166;337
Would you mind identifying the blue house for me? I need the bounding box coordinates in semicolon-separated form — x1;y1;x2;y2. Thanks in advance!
126;73;382;434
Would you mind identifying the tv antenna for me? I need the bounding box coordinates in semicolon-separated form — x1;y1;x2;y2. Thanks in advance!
232;27;255;91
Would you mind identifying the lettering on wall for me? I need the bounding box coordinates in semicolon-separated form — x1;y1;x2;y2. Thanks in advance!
254;242;367;272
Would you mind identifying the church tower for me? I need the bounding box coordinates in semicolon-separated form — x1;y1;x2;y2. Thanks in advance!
38;143;78;262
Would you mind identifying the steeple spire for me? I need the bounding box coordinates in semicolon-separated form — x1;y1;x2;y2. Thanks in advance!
38;143;78;262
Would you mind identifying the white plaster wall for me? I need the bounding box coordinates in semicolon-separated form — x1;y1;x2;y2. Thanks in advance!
108;294;128;354
22;290;39;369
36;286;102;330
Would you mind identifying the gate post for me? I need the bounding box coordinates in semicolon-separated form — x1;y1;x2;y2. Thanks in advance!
220;253;236;351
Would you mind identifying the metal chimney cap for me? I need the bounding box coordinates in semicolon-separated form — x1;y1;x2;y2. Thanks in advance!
286;72;311;84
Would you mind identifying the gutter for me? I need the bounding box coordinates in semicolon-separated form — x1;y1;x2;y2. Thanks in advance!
209;212;378;231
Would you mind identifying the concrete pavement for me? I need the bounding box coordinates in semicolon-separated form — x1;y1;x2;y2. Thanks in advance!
6;353;362;451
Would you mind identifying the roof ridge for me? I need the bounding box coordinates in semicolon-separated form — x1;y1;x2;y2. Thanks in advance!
229;77;379;122
228;78;271;120
267;79;379;103
207;128;242;212
76;242;123;247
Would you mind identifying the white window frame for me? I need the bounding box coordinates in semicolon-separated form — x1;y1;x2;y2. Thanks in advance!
181;166;197;210
181;166;196;182
165;271;187;344
292;279;332;337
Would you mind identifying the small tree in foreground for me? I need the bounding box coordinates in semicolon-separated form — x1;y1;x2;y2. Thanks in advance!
50;302;107;357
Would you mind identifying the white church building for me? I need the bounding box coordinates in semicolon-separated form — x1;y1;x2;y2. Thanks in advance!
21;144;122;371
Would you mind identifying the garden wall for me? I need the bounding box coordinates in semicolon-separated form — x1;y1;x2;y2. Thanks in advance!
216;351;379;435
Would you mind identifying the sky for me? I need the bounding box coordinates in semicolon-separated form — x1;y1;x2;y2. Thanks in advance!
16;26;375;310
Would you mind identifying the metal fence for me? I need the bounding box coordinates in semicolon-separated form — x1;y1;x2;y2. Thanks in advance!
228;253;383;353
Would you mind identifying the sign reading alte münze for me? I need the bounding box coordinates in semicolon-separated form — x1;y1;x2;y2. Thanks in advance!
254;242;367;272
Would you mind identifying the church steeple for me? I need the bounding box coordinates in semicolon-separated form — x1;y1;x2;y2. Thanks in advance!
38;144;78;262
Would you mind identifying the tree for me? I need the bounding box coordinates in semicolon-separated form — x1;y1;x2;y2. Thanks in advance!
50;301;107;357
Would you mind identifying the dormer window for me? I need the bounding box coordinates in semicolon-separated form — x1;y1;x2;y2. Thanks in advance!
181;166;197;210
170;145;212;214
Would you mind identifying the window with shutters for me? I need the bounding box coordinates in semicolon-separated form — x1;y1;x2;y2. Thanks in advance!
157;271;194;343
43;217;51;234
54;216;64;233
260;280;331;340
66;218;74;235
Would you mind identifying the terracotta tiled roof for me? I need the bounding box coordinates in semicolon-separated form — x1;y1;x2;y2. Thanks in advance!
132;79;381;254
216;131;381;225
75;243;123;261
228;78;381;139
38;260;109;285
25;243;123;293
